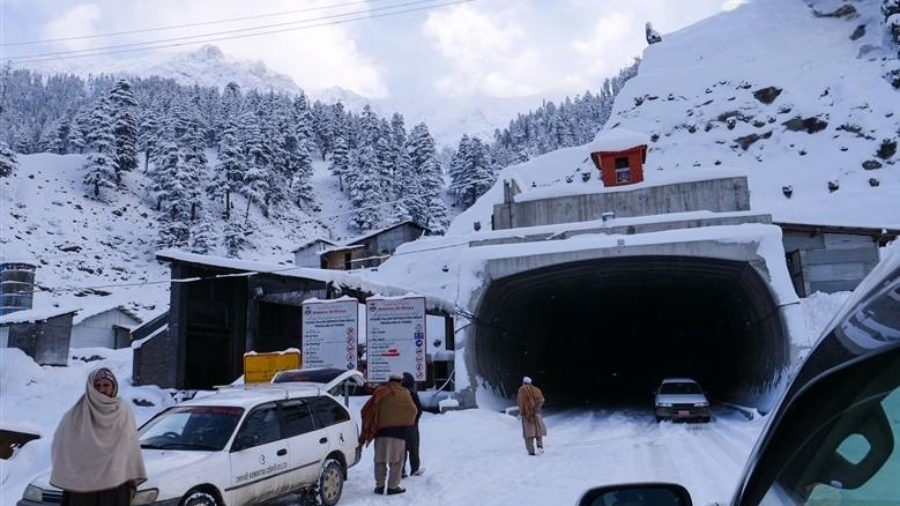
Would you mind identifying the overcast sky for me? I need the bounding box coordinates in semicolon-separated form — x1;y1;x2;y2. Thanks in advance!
0;0;741;100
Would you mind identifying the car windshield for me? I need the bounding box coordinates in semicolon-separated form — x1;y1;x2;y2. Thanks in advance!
139;406;244;451
271;368;344;384
660;382;702;395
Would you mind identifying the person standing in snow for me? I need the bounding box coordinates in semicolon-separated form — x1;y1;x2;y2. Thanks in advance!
51;367;147;506
517;375;548;456
358;372;418;495
401;372;424;478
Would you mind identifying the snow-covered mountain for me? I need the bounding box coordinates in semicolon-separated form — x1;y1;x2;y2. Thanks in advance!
4;0;899;322
22;44;542;147
447;0;900;235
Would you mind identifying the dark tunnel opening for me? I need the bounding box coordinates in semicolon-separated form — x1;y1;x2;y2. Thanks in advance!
472;256;790;410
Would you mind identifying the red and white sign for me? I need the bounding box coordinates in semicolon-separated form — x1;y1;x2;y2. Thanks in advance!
366;296;426;383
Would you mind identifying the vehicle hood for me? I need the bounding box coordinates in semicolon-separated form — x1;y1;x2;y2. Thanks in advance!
656;393;708;405
141;449;217;479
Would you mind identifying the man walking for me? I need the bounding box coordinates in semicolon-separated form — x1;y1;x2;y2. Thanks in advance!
359;373;418;495
517;375;547;455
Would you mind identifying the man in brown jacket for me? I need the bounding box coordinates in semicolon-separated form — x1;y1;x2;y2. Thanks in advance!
359;373;418;495
517;375;547;456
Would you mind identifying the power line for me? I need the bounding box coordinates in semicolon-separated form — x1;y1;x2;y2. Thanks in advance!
1;0;386;47
2;0;475;64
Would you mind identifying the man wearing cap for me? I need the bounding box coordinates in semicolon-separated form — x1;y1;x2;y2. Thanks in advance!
517;375;547;456
358;372;418;495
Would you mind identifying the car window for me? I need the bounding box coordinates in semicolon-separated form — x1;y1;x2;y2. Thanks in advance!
280;399;316;437
308;396;350;428
233;403;281;450
139;406;243;451
660;382;702;395
753;350;900;506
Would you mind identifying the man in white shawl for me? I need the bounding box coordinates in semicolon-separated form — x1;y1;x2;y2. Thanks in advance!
51;367;147;506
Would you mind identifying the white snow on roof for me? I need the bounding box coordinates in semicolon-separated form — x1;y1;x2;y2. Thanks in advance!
72;304;142;325
155;249;457;313
0;306;80;325
290;237;338;253
586;128;651;153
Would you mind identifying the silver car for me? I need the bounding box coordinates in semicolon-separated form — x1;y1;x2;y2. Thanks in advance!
653;377;711;423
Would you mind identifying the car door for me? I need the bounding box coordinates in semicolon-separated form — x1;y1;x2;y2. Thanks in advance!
279;398;324;488
308;396;357;461
228;403;291;506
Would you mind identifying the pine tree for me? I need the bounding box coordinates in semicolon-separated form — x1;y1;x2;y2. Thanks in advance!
407;123;449;232
189;209;216;254
0;141;17;177
329;135;350;191
82;152;117;198
139;110;160;172
209;120;245;220
223;218;250;257
82;100;118;197
108;79;139;181
348;144;383;231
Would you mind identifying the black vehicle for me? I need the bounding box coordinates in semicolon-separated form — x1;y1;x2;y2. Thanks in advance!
577;250;900;506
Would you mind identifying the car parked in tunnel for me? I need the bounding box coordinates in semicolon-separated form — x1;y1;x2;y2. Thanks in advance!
575;249;900;506
653;377;710;423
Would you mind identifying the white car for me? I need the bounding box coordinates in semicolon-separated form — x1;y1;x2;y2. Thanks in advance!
18;370;365;506
653;377;711;423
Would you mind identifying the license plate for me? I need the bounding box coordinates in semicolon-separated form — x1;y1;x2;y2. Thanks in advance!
677;410;690;417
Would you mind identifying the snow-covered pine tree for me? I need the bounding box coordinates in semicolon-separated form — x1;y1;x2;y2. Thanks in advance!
329;135;350;191
223;218;250;258
68;107;90;154
139;109;160;172
454;136;495;209
348;144;384;231
82;98;118;197
189;209;216;254
407;123;449;232
311;99;334;160
107;79;139;181
209;117;245;220
172;100;207;220
0;141;17;177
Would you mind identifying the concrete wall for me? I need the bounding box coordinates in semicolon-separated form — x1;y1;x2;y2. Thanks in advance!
493;176;751;230
783;231;880;296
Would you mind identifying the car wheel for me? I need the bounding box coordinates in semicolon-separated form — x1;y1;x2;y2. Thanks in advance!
182;490;219;506
316;458;344;506
655;416;663;423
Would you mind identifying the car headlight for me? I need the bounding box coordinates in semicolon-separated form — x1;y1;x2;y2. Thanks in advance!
132;489;159;505
23;485;44;502
694;402;709;408
657;402;672;407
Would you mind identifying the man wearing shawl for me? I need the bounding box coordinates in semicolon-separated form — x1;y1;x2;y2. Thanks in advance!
51;367;147;506
517;375;548;456
358;373;418;495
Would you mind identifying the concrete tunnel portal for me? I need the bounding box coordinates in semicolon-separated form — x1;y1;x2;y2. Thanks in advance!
471;255;791;411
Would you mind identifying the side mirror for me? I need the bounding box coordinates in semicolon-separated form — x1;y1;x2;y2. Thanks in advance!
576;483;692;506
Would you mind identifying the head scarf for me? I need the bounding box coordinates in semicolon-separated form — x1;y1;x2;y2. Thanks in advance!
50;368;147;492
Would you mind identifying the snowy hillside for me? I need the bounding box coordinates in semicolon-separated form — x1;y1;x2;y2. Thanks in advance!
447;0;900;235
0;153;353;319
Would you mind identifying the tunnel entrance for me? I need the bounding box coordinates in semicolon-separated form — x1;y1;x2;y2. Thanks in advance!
472;255;790;409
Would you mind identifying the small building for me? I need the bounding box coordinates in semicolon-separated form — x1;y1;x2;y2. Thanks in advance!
292;238;338;268
318;221;430;270
588;128;650;187
0;307;78;365
71;305;142;349
779;222;900;296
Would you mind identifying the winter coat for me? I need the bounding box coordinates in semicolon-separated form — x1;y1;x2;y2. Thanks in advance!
359;380;418;446
517;384;548;438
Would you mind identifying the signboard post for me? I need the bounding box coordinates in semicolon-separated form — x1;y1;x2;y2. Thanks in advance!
243;350;301;384
366;296;427;383
301;298;359;370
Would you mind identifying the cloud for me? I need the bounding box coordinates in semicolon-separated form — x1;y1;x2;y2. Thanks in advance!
423;4;541;97
39;4;103;52
34;0;388;97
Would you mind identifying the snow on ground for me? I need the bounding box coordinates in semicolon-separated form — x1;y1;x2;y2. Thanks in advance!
0;289;845;506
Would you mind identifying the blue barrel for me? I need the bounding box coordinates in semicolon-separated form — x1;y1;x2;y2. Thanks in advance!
0;262;37;316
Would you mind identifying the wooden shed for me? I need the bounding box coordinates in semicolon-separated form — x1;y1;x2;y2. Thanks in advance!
319;220;430;270
588;128;650;187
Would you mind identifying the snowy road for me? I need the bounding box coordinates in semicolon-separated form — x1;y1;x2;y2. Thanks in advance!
333;401;767;506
